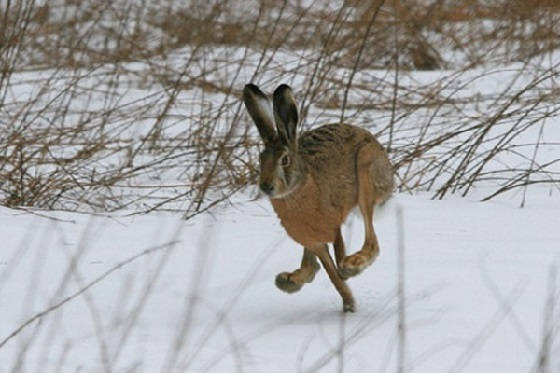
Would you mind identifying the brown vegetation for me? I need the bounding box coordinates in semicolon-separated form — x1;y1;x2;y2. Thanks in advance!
1;0;559;213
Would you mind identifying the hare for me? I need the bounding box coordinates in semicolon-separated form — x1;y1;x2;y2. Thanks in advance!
243;83;394;312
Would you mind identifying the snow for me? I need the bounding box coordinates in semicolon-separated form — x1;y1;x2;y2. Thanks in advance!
0;191;558;372
2;8;560;371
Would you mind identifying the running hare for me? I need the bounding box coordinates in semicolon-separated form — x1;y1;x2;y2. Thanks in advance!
243;83;393;312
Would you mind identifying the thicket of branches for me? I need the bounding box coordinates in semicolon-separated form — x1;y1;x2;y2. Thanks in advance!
1;2;559;371
1;0;559;213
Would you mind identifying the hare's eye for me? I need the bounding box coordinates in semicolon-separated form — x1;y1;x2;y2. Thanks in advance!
280;154;290;167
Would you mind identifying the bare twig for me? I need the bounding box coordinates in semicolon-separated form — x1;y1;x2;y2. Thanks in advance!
0;240;178;350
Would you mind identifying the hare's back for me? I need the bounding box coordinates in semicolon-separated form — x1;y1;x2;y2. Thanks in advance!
299;123;392;203
299;123;382;171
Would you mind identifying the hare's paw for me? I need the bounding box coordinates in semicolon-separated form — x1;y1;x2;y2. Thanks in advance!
343;297;356;313
275;266;319;294
338;251;375;279
275;272;304;293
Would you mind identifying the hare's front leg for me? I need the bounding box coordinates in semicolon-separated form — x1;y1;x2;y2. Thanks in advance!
312;244;355;312
333;228;355;280
275;248;320;293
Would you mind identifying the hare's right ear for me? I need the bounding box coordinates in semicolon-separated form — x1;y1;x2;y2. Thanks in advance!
272;84;298;147
243;84;276;145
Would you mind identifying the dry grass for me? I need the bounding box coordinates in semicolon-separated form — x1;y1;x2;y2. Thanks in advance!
0;0;559;213
1;2;559;371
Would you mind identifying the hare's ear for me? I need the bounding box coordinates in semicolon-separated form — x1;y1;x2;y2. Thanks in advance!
273;84;298;147
243;84;276;145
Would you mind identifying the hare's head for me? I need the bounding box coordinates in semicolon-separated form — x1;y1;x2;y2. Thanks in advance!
243;84;304;199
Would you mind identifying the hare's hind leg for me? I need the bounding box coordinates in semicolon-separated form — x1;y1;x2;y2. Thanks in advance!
275;248;320;293
339;146;380;279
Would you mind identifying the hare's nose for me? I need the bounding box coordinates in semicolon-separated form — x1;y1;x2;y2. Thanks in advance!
260;182;274;195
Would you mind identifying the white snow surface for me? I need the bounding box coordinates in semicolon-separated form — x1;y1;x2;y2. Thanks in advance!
0;192;559;372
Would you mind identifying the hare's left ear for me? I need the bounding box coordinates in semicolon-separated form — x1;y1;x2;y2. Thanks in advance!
243;84;276;145
273;84;298;147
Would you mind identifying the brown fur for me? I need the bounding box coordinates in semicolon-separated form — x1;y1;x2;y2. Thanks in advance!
243;84;394;312
271;123;392;247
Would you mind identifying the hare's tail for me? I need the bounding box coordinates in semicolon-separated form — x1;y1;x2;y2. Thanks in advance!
373;192;396;221
371;156;395;203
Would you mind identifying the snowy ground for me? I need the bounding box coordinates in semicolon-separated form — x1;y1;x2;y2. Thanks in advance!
0;191;559;372
2;3;560;371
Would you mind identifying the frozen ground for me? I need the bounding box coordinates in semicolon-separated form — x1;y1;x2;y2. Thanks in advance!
0;191;559;372
2;3;559;371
